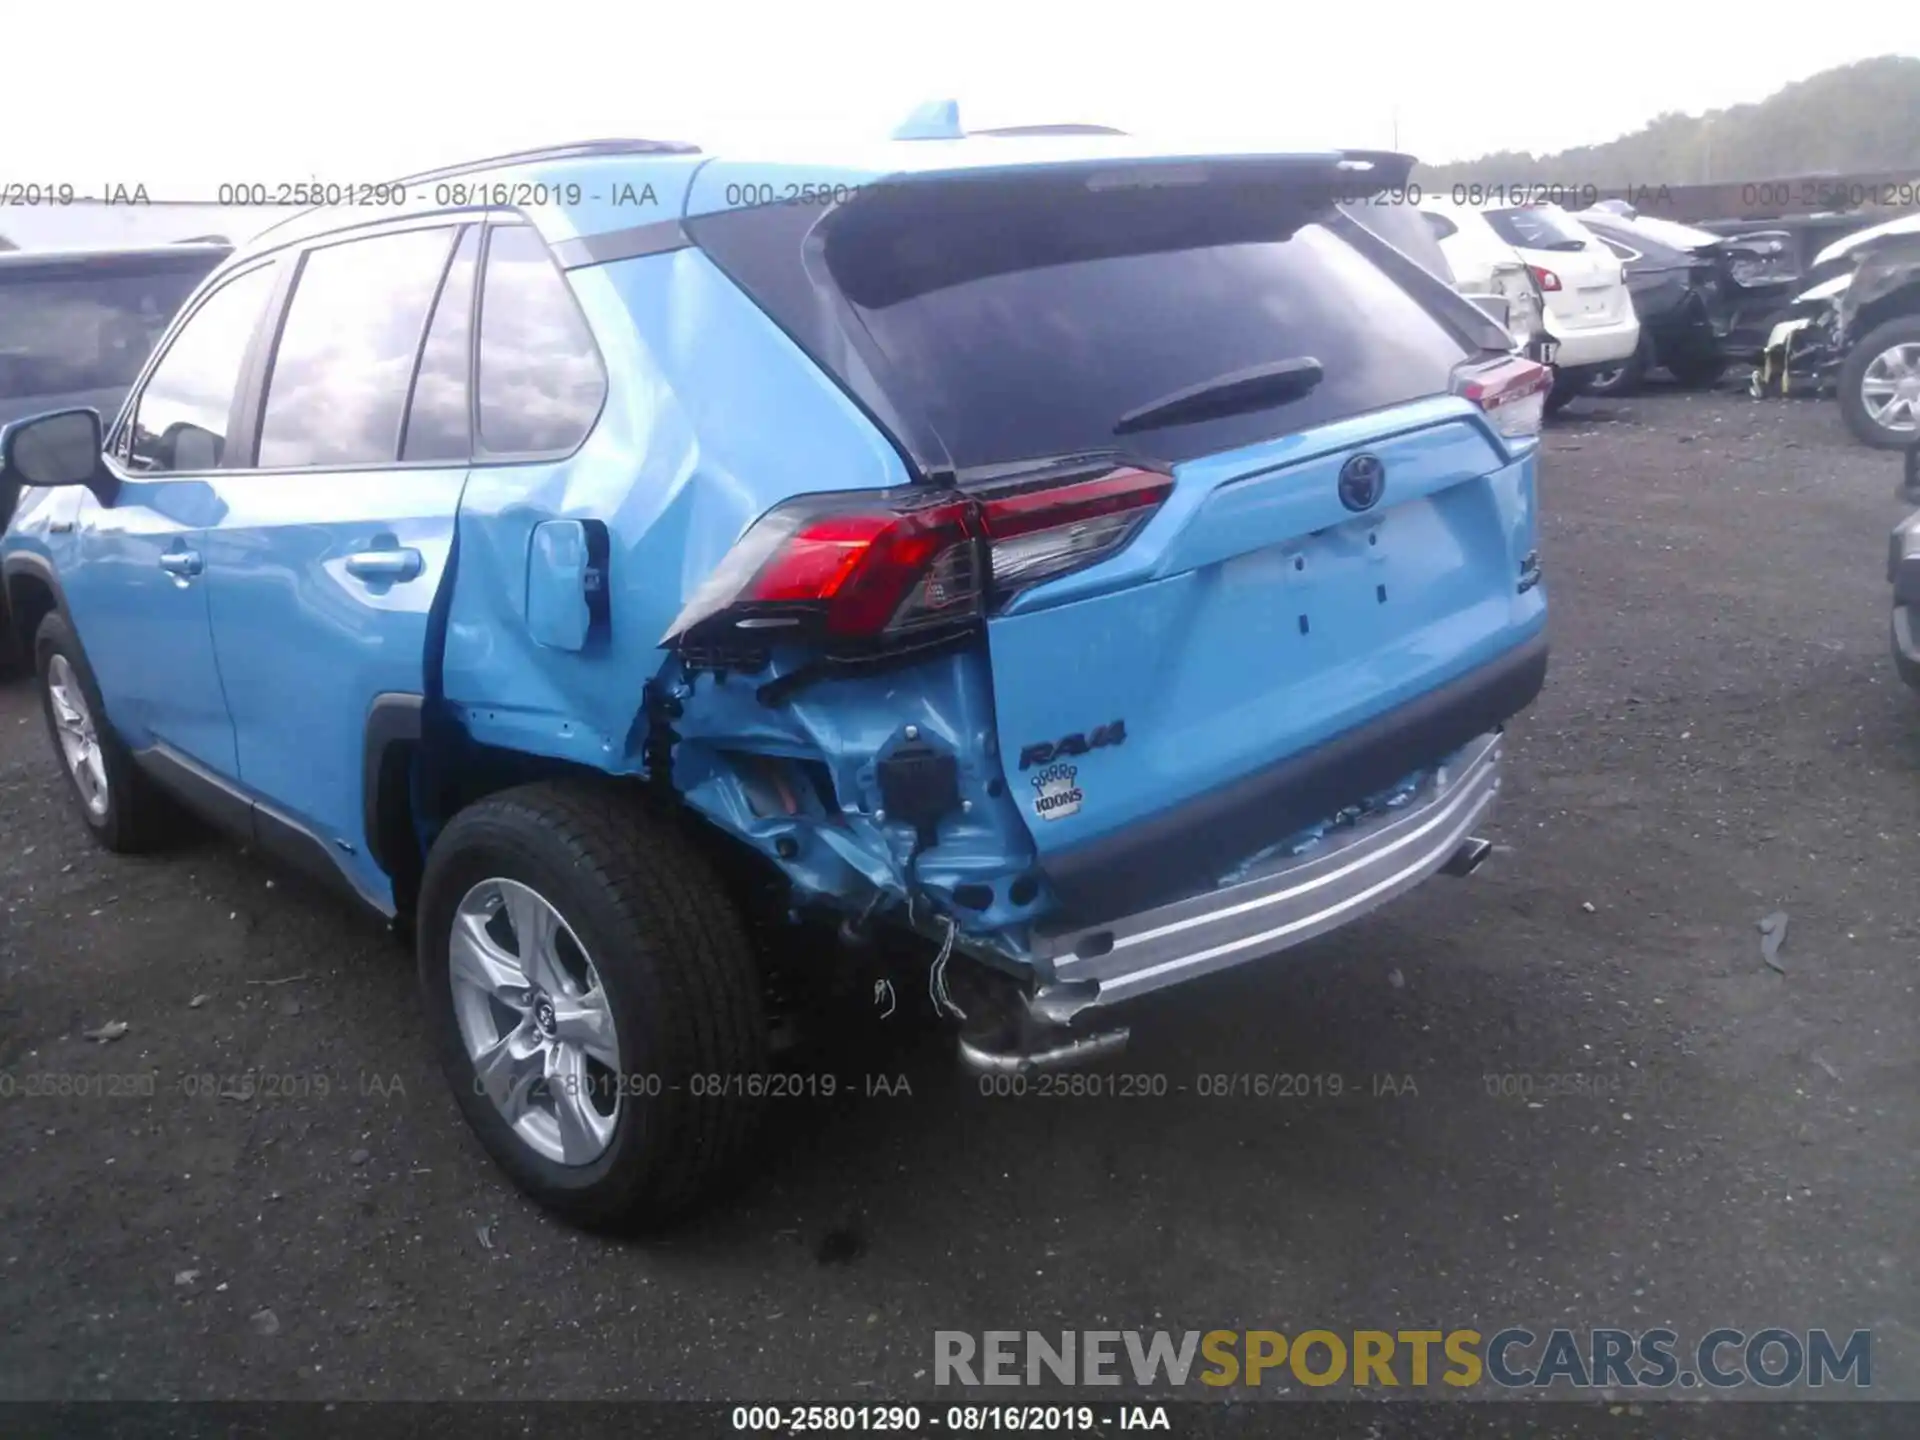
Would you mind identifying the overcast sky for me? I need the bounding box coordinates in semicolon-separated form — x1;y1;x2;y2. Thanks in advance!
8;2;1915;195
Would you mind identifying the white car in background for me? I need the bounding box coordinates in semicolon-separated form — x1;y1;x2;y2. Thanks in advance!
1344;200;1549;361
1454;202;1641;412
1416;199;1556;368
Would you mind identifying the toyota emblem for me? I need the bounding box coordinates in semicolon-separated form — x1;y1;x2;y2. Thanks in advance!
1338;453;1386;512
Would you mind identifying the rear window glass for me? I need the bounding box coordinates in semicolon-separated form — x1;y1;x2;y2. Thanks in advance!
0;261;213;404
692;171;1478;472
1484;206;1593;252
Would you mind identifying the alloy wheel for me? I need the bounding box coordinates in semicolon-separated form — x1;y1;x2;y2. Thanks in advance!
1860;342;1920;433
448;878;624;1166
46;654;108;818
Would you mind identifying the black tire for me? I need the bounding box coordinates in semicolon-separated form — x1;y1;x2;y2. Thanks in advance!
1839;317;1920;450
1664;346;1726;390
1584;336;1651;398
0;622;25;682
33;610;175;852
417;781;768;1230
1544;368;1587;416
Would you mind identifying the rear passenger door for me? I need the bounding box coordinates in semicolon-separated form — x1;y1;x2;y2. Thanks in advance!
198;220;478;908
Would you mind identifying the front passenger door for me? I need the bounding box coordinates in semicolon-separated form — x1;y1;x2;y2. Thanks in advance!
60;262;279;774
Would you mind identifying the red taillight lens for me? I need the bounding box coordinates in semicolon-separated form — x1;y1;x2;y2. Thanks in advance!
662;467;1172;652
1530;265;1562;292
1454;356;1552;440
747;502;979;636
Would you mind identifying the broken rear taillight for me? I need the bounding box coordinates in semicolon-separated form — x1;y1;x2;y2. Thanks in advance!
661;466;1172;654
1454;356;1551;440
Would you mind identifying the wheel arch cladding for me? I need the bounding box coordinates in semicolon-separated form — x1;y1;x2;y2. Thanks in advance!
5;566;60;655
363;692;425;884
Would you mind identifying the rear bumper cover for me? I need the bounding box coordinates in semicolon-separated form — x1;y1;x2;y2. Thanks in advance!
1032;730;1505;1009
1036;628;1548;924
1547;314;1641;368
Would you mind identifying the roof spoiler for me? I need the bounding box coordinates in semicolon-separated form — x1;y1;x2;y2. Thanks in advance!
1326;150;1418;188
390;138;702;186
974;123;1131;137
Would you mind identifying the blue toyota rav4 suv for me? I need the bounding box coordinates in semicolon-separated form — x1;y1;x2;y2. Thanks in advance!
0;124;1550;1227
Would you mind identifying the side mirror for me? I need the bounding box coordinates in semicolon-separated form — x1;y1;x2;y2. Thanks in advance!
0;408;118;505
1464;293;1512;329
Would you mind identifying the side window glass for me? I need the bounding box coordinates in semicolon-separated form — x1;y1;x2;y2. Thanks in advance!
125;264;276;473
256;227;456;469
400;227;479;463
476;225;606;455
1422;212;1458;241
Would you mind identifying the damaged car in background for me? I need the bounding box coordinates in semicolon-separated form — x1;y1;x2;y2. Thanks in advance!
1748;219;1920;448
1832;225;1920;447
1;122;1549;1228
1387;200;1555;368
1441;201;1639;413
1575;202;1800;396
1749;274;1851;400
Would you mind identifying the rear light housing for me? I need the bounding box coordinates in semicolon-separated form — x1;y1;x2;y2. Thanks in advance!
1530;265;1562;292
661;466;1174;658
1454;356;1551;441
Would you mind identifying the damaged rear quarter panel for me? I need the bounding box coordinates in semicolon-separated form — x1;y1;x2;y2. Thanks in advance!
439;245;910;769
664;647;1048;943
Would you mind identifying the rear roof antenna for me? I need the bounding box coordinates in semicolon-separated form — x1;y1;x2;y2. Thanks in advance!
891;99;964;142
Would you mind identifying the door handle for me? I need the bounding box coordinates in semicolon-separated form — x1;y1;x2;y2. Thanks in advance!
344;548;424;583
158;549;203;580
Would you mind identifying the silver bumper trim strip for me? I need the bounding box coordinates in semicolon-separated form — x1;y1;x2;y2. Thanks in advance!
1033;732;1504;1007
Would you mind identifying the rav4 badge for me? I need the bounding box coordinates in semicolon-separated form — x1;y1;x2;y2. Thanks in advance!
1017;720;1126;771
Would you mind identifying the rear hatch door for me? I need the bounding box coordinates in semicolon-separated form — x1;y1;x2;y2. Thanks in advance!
1486;205;1627;327
690;158;1542;919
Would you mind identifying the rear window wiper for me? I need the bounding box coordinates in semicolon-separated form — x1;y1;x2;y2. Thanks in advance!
1113;356;1325;435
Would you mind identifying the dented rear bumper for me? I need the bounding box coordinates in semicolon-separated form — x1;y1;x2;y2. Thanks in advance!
1028;730;1504;1011
1033;628;1546;925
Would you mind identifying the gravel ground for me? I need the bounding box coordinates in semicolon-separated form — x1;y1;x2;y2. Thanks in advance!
0;385;1915;1404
